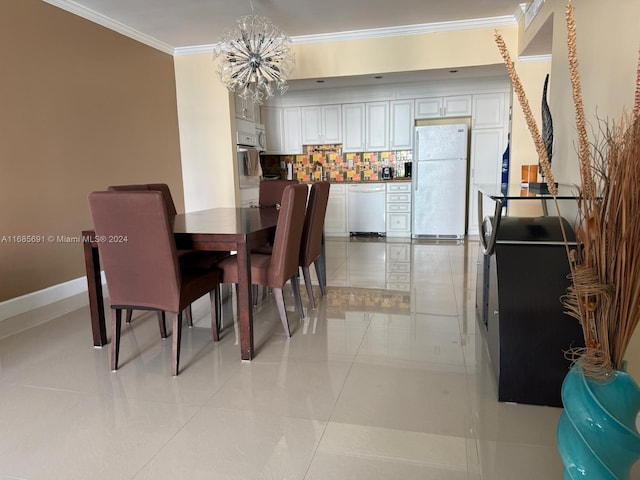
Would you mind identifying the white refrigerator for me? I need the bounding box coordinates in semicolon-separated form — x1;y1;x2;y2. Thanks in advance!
412;123;469;237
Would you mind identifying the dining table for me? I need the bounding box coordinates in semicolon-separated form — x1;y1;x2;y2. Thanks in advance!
82;206;280;361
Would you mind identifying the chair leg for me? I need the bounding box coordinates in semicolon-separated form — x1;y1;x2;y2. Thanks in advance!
172;312;182;376
126;309;133;323
185;305;193;327
290;275;305;319
314;258;327;297
210;287;221;342
157;311;168;338
110;309;122;371
273;287;291;338
302;266;316;310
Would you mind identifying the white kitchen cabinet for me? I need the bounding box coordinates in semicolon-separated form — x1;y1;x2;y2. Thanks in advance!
468;127;507;235
415;95;472;119
386;182;412;237
234;93;256;122
473;93;507;129
365;101;389;151
261;106;302;154
301;105;342;144
342;103;366;152
390;100;414;150
325;183;348;236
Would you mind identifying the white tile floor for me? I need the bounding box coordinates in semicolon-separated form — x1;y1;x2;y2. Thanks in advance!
0;237;570;479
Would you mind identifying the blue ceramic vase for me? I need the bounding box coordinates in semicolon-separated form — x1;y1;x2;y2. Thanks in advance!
557;362;640;479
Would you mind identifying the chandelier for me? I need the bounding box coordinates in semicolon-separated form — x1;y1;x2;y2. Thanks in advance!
213;11;295;105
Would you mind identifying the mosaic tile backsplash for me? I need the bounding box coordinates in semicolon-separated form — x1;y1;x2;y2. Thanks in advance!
261;145;413;182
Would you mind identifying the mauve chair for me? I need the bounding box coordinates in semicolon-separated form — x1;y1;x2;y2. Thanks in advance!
88;190;221;376
299;182;330;309
108;183;229;325
217;184;308;337
258;179;299;208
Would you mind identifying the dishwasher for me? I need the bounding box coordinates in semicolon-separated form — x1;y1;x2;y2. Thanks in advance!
347;183;386;235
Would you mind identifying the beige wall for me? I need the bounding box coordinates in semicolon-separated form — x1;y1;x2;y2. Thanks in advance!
521;0;640;374
0;0;183;301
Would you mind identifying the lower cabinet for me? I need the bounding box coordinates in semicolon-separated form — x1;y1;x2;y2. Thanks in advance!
325;184;348;236
386;182;412;237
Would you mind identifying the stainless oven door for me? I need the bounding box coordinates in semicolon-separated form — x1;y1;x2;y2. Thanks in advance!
237;147;261;188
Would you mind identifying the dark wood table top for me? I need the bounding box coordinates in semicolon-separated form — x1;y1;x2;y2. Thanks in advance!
173;207;279;235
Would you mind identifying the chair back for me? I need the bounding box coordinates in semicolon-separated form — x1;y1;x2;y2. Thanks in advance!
259;179;299;207
108;183;177;218
300;182;330;268
268;184;308;286
88;191;181;312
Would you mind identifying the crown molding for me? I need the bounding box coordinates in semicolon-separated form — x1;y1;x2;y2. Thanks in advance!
519;54;552;63
175;15;518;56
290;15;517;45
42;0;174;54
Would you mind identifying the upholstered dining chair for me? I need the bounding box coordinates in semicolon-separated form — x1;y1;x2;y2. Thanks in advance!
258;179;299;208
217;184;308;337
88;190;221;376
299;181;331;310
107;183;229;326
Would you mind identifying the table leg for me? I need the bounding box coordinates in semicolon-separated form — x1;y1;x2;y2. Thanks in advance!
82;231;107;346
236;242;254;360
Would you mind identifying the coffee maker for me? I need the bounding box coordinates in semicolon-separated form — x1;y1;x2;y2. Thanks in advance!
404;162;412;178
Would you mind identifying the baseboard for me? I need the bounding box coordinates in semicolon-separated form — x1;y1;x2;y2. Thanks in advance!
0;273;107;340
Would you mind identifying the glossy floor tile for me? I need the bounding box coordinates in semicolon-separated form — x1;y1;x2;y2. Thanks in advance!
0;237;600;479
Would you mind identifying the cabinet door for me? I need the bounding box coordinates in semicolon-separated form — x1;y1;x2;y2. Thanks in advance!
366;101;389;151
261;106;284;153
468;127;506;235
443;95;472;117
282;107;302;154
325;185;347;236
415;97;443;118
472;93;507;129
235;93;255;121
390;100;414;150
342;103;365;152
322;104;342;144
301;106;322;144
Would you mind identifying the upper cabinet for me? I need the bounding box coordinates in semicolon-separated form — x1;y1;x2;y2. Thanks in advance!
301;105;342;145
261;106;302;154
415;95;472;119
342;103;366;152
235;93;259;123
365;102;389;151
472;93;507;129
343;101;392;152
390;100;414;150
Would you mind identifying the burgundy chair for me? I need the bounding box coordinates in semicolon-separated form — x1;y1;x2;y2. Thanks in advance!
108;183;229;325
88;190;221;376
217;184;308;337
258;179;299;207
299;182;331;309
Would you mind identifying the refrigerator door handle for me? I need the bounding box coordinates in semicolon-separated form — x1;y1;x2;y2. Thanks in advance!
414;161;418;190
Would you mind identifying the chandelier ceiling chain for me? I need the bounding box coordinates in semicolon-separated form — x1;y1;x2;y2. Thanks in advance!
213;1;295;104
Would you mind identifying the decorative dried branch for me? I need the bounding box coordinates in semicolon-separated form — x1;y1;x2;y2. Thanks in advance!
566;2;595;198
634;47;640;120
494;30;557;195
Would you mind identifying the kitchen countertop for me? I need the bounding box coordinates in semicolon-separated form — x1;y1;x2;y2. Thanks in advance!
301;178;411;184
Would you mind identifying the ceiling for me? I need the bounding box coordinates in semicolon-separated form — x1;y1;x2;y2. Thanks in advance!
44;0;548;89
46;0;528;50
